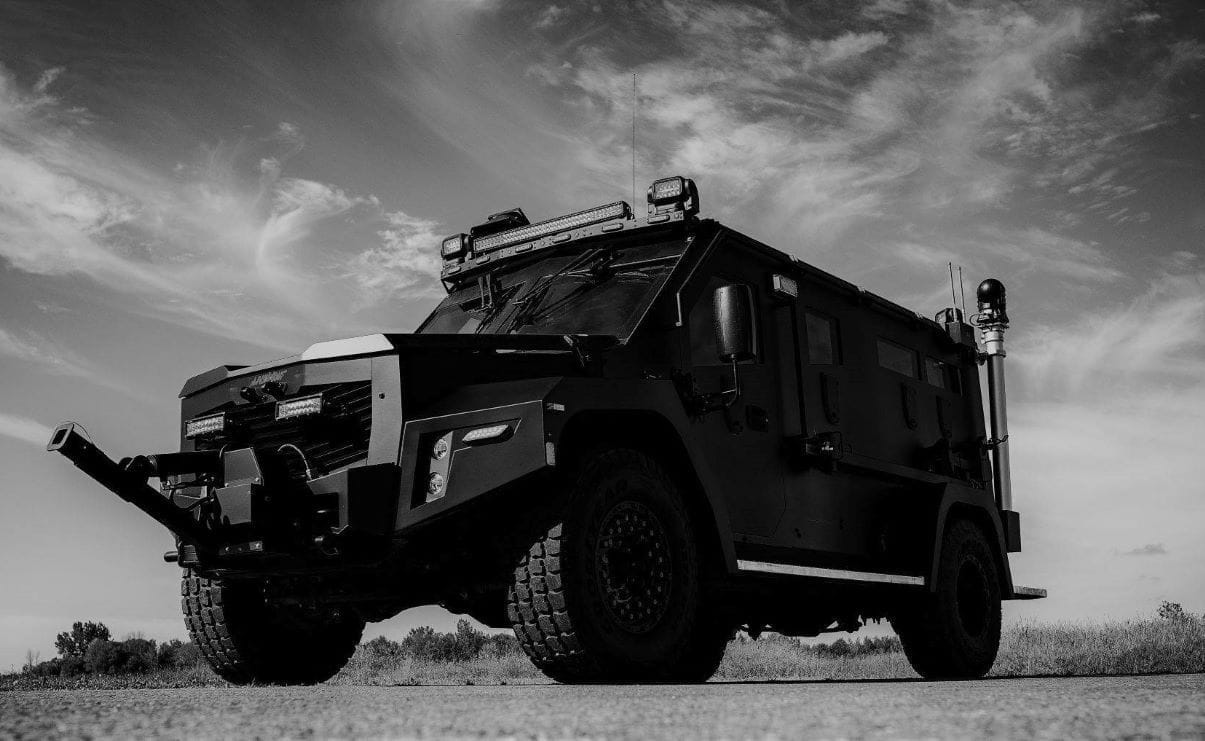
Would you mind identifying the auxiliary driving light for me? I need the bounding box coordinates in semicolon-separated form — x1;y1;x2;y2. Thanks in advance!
274;393;325;421
462;423;512;444
431;432;451;460
647;175;699;217
427;472;446;501
441;234;468;261
184;412;226;439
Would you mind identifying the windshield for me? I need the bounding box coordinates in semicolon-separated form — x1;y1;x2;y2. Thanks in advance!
418;238;686;339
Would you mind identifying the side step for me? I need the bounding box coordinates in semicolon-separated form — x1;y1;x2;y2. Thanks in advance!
737;559;924;586
1010;585;1047;600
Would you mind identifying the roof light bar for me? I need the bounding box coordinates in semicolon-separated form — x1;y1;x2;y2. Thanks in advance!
472;201;631;254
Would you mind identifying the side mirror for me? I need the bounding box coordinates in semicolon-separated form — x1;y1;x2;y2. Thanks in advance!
713;284;756;363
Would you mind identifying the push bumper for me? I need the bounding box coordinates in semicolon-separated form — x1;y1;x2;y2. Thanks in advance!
47;422;399;564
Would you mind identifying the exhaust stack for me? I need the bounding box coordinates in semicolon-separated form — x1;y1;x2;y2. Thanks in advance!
974;279;1011;512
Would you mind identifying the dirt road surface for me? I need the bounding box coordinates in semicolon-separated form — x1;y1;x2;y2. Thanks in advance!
3;674;1202;739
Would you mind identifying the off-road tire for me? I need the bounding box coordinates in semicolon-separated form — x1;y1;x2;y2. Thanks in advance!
891;519;1002;679
507;448;729;683
181;569;364;685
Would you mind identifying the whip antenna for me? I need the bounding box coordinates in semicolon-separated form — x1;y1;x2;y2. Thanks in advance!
948;262;958;310
632;73;637;207
958;265;967;316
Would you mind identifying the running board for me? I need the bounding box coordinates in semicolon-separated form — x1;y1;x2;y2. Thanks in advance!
1011;585;1047;599
736;559;924;586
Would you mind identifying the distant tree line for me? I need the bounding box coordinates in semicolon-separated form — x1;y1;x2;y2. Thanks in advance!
361;620;521;664
19;603;1202;678
22;620;202;678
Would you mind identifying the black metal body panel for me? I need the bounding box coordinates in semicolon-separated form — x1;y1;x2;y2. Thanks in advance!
394;378;556;530
543;377;741;570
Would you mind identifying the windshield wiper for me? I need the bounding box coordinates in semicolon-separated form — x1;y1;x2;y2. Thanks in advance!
501;248;615;333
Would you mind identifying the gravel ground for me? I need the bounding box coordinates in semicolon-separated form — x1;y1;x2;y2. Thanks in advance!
2;674;1202;739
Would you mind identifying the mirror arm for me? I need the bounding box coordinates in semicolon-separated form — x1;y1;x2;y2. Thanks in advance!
698;357;742;412
721;357;742;407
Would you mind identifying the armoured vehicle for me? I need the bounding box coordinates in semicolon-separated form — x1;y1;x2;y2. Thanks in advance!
49;175;1043;684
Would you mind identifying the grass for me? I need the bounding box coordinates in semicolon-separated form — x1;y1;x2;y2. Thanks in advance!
4;617;1203;690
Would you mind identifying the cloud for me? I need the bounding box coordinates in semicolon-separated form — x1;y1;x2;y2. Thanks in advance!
32;66;63;94
0;413;52;447
346;211;445;302
0;64;445;349
0;326;97;380
534;4;566;30
1014;271;1205;400
1123;543;1168;557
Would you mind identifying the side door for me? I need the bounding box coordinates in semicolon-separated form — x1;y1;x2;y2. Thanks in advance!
681;246;796;538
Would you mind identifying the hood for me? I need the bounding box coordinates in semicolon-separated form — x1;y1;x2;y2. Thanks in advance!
180;332;617;398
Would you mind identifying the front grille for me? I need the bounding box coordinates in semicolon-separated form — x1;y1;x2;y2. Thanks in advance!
197;381;372;481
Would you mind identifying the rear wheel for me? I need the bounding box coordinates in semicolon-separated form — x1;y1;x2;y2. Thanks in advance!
891;519;1002;679
181;569;364;685
507;448;729;683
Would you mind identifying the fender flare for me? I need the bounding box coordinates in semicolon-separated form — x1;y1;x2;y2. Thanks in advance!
545;377;738;571
929;482;1015;597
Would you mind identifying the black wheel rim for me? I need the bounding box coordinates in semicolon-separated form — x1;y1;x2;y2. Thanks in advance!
595;500;673;634
956;558;990;638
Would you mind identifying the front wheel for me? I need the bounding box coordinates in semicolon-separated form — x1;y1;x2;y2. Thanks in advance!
182;569;364;685
507;448;729;683
891;519;1002;679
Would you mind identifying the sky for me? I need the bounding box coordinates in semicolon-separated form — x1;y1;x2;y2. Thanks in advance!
0;0;1202;671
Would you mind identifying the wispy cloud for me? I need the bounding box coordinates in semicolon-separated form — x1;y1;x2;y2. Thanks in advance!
0;325;97;380
345;211;445;304
0;64;444;350
0;413;52;448
1123;543;1168;557
1014;271;1205;399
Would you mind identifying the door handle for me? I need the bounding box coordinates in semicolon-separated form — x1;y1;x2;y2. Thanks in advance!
746;405;769;432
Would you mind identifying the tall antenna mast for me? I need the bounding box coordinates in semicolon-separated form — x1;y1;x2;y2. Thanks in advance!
958;265;967;316
948;262;958;309
631;73;637;207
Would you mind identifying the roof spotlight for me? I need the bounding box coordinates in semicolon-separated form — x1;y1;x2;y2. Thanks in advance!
441;234;468;261
647;176;699;217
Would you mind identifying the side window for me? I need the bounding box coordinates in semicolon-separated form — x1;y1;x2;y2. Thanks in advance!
804;311;838;365
925;357;962;393
877;338;917;378
689;276;757;366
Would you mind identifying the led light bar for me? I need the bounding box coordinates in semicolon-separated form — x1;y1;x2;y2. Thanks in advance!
472;201;630;254
275;393;325;421
184;412;226;439
462;423;512;444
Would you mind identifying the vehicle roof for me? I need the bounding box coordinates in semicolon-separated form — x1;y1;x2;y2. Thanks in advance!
446;206;948;336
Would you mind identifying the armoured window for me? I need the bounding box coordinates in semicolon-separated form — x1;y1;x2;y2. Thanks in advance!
418;238;686;338
877;339;917;378
804;311;838;365
925;357;961;393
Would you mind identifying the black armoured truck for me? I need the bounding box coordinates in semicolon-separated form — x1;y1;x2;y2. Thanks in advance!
48;176;1044;684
